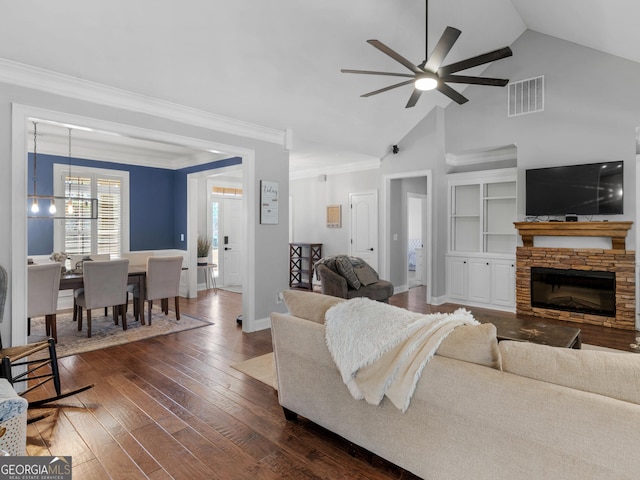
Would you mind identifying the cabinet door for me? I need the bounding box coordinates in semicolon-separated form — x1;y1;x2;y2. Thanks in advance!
446;257;467;300
468;258;491;303
491;260;515;307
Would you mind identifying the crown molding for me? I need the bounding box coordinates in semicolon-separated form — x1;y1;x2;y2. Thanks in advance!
445;144;517;166
0;57;287;147
289;158;380;180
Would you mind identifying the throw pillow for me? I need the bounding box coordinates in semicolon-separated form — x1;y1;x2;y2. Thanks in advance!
282;290;345;324
436;323;502;369
335;256;361;289
500;341;640;406
353;265;379;286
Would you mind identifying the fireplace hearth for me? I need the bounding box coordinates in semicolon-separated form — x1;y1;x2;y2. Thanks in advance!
531;267;615;317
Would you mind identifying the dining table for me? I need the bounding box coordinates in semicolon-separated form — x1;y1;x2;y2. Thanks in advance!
59;265;148;324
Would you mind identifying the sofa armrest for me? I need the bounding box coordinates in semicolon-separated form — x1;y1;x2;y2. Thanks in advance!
316;264;348;298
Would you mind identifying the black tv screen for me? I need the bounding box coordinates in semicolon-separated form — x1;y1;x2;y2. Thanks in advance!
525;161;623;216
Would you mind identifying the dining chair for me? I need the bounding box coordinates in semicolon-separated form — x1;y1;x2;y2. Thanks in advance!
27;263;62;342
132;256;183;324
75;259;130;338
0;265;94;423
70;254;111;321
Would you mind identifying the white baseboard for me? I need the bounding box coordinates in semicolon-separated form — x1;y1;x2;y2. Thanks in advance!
245;316;271;332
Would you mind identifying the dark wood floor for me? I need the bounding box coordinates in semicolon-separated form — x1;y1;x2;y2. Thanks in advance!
23;287;637;478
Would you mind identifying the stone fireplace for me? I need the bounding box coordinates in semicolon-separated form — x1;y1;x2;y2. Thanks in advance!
514;222;635;330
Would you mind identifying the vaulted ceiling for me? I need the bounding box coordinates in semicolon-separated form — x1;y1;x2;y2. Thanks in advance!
2;0;639;176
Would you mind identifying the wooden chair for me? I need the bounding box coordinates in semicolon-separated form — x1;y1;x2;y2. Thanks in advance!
0;265;93;422
27;263;62;342
75;259;130;338
132;256;183;324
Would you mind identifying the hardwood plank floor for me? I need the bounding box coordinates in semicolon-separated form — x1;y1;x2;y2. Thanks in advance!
23;287;637;478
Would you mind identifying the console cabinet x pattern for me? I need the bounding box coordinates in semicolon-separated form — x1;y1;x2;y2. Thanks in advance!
446;168;517;310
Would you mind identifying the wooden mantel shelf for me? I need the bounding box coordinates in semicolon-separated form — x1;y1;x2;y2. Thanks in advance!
514;221;633;250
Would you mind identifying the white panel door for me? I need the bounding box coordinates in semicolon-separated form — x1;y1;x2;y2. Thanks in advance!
349;192;378;271
223;197;243;286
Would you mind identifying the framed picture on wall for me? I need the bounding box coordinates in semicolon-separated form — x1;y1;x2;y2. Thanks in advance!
326;205;341;228
260;180;279;224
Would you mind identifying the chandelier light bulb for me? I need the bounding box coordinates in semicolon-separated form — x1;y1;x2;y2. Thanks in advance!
66;199;73;215
48;199;57;214
415;77;438;91
30;199;39;214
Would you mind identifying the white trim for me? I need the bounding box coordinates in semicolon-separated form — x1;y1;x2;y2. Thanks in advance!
0;58;286;148
445;144;517;166
382;170;433;305
52;163;131;254
290;159;380;181
14;103;262;344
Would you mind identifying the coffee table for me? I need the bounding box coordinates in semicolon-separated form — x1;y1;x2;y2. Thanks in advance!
481;316;582;349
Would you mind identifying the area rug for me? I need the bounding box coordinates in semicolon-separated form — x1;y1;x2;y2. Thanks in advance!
231;352;277;389
28;309;212;358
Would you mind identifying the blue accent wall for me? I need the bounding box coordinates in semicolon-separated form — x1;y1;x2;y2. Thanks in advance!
27;154;241;255
174;157;243;249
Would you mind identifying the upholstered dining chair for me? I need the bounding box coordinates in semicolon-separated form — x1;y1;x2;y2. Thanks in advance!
132;256;183;324
27;263;62;342
75;259;130;338
70;253;112;322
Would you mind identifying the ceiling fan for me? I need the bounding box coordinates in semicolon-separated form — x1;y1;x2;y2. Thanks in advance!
341;0;513;107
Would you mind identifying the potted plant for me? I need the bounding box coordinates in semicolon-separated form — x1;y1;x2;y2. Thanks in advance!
197;235;211;266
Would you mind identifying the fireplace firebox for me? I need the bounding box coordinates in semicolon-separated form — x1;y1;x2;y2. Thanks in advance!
530;267;616;317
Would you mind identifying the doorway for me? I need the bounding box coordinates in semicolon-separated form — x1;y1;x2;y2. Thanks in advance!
407;193;427;288
382;170;433;303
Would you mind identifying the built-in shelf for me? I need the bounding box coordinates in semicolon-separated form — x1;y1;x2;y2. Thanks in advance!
514;221;633;250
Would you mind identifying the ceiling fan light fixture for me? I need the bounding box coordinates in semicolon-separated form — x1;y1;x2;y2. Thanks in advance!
415;77;438;91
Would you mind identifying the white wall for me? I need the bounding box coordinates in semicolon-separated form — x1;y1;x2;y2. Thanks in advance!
1;82;289;343
290;168;379;260
292;30;640;304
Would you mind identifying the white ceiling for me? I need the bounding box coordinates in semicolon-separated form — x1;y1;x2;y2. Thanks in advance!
3;0;640;176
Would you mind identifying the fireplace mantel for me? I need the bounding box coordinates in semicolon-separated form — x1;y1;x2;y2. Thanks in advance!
514;221;633;250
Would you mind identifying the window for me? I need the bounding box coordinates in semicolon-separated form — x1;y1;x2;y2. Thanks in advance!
53;164;130;255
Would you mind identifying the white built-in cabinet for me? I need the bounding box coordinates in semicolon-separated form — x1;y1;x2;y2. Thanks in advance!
446;168;516;310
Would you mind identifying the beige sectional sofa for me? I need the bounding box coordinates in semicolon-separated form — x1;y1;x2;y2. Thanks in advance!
271;291;640;480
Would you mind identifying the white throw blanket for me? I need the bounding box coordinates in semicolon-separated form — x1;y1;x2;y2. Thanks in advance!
325;298;478;412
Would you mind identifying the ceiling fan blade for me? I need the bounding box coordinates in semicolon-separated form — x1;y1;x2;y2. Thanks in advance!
438;47;513;76
440;75;509;86
341;69;415;78
436;82;468;104
367;40;422;74
361;79;415;98
423;26;461;72
405;89;423;108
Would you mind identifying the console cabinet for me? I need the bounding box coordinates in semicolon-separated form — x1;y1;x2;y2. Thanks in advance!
446;255;515;308
446;168;516;310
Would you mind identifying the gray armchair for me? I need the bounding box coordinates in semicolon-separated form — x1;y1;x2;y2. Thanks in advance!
315;256;394;303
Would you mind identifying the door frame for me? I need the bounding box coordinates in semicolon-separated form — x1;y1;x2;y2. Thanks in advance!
382;170;433;304
13;104;260;344
406;192;427;289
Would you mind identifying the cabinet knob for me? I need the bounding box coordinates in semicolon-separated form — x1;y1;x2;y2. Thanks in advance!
368;248;374;251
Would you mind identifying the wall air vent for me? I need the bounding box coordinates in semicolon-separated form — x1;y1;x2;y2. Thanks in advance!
508;75;544;117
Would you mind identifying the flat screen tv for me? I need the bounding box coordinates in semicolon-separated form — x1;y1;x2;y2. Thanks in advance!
525;161;623;216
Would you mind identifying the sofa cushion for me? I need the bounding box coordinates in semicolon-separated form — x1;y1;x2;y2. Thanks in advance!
282;290;344;324
500;341;640;406
336;256;361;289
354;264;379;286
436;323;501;369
